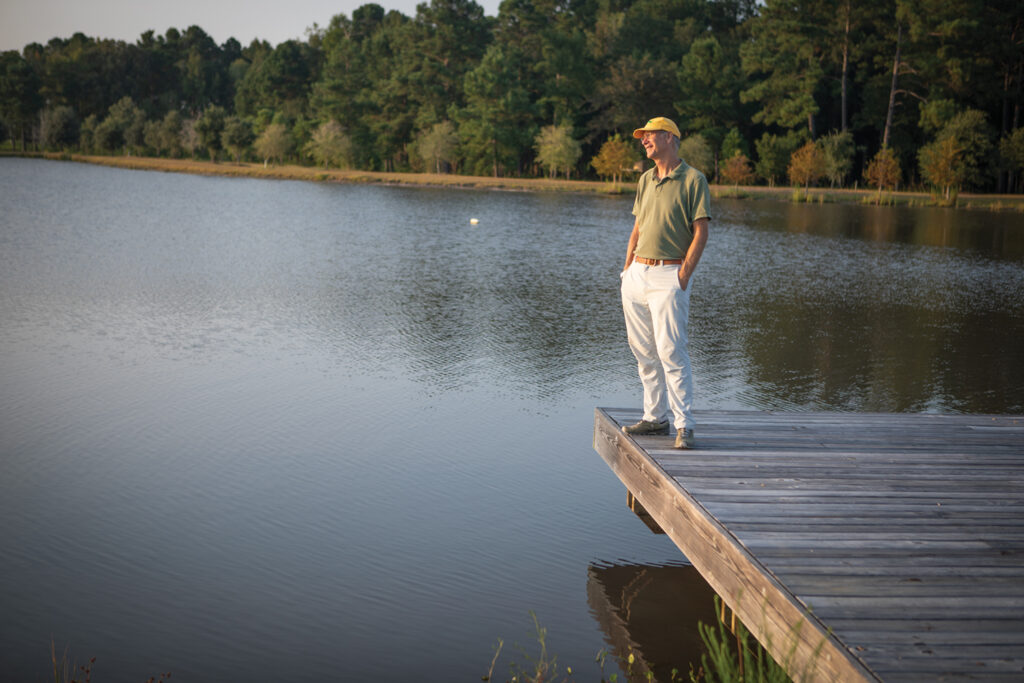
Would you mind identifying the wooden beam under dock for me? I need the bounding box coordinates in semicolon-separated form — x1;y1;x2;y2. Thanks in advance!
593;408;1024;682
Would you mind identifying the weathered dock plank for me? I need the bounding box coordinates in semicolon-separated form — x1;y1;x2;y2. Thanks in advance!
593;408;1024;682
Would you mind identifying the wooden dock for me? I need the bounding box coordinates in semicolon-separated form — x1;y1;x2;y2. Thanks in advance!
593;408;1024;682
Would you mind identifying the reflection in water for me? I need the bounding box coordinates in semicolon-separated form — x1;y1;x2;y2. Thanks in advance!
725;199;1024;258
696;199;1024;413
588;562;724;682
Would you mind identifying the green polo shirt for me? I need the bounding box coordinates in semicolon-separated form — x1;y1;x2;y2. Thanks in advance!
632;160;711;260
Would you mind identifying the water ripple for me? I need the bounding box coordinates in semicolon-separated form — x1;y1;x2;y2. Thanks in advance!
3;158;1023;681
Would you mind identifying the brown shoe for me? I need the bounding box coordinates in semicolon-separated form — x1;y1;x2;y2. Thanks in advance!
675;429;695;449
622;419;670;435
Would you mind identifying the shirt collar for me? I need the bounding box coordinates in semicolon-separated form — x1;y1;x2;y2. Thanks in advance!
655;160;688;183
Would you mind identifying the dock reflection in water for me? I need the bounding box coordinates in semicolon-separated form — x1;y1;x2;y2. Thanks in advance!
588;562;726;682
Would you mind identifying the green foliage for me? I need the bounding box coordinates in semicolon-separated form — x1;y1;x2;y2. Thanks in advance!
818;130;854;188
589;54;676;144
406;0;492;130
254;122;291;165
677;35;747;153
899;0;989;103
457;43;536;177
289;114;316;162
142;118;162;155
78;114;98;153
690;598;791;683
679;134;713;178
222;116;254;162
740;1;827;135
584;8;624;61
181;116;201;158
4;0;1022;193
1000;128;1024;192
485;612;570;683
39;105;79;150
305;119;352;169
533;27;593;129
1001;128;1024;170
591;134;637;184
491;0;592;130
917;107;993;198
157;111;184;157
0;49;43;149
719;128;747;162
195;105;226;161
484;604;794;683
310;18;370;141
414;120;458;174
94;96;145;154
534;124;582;179
754;132;801;187
121;108;147;155
919;136;961;201
919;98;957;135
939;109;993;189
234;40;317;118
177;26;236;114
357;12;419;171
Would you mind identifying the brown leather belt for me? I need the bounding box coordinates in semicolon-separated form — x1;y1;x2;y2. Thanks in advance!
634;256;683;266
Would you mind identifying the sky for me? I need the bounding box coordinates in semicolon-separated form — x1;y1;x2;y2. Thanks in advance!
0;0;503;52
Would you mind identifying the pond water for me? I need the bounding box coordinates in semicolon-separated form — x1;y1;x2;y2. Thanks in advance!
1;157;1022;682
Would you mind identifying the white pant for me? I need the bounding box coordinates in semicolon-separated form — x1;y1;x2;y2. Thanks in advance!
620;262;694;430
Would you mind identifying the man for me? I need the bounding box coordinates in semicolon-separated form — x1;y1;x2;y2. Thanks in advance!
620;116;710;449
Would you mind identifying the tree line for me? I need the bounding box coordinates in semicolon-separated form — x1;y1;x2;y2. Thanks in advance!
2;0;1023;194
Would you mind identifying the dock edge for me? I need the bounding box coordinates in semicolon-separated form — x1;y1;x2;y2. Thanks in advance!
593;407;880;683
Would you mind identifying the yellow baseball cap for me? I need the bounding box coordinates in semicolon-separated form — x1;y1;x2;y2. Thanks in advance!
632;116;681;139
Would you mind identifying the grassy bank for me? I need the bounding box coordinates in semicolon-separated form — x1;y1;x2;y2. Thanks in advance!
8;151;1024;211
31;152;631;196
713;183;1024;212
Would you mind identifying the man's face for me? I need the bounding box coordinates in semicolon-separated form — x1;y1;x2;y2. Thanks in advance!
640;130;670;158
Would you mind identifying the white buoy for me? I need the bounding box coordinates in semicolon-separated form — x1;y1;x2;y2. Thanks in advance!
469;218;479;224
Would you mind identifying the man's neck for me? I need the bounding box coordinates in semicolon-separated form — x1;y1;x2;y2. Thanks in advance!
654;154;681;179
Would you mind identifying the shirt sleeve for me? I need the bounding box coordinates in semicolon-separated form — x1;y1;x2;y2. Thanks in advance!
691;174;712;222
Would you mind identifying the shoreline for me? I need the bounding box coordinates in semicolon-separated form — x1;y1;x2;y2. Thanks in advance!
8;151;1024;211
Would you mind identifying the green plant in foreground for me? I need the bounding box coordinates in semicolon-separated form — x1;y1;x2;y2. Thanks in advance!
689;597;791;683
47;641;170;683
489;595;832;683
50;641;94;683
485;611;574;683
482;639;505;682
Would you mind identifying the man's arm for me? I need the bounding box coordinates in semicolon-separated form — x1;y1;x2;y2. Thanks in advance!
623;218;640;271
677;217;709;290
